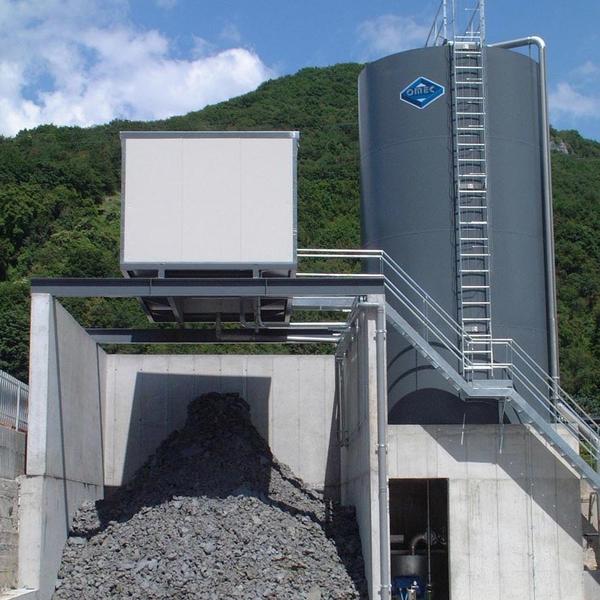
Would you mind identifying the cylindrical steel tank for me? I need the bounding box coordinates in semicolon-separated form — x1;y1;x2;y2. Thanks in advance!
359;46;550;423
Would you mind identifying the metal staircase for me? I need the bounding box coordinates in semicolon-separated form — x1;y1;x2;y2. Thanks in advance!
382;250;600;491
451;15;494;379
298;248;600;491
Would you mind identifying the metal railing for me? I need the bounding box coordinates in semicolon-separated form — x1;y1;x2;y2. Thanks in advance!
588;491;599;534
425;0;451;47
462;0;485;42
298;248;600;467
0;369;28;432
492;338;600;467
425;0;485;47
299;248;490;373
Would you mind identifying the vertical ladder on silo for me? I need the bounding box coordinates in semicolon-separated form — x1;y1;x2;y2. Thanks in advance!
451;31;494;379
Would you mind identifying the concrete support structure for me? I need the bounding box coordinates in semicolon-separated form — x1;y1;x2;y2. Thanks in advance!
0;479;19;590
11;294;589;600
0;408;27;592
17;295;105;600
102;354;339;494
581;479;600;599
584;571;600;599
0;429;25;481
15;297;356;599
387;424;584;600
338;301;388;600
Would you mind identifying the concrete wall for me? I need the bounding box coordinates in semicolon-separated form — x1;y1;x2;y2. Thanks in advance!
0;428;25;480
0;427;27;592
103;354;338;494
584;570;600;600
17;298;341;600
339;303;384;600
0;478;19;590
388;424;584;600
18;295;106;600
582;480;600;599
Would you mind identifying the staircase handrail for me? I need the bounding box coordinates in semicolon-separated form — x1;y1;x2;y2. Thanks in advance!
506;338;600;434
299;248;471;363
299;248;466;340
491;340;599;461
383;280;463;363
510;361;599;462
298;248;600;463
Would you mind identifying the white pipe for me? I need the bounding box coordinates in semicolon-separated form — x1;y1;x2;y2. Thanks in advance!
285;335;339;343
338;301;390;597
286;322;348;329
375;301;391;600
296;272;383;278
360;300;391;600
15;384;21;432
298;248;383;255
488;36;560;392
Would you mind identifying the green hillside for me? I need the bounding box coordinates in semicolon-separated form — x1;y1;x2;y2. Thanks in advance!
0;63;599;415
552;130;600;407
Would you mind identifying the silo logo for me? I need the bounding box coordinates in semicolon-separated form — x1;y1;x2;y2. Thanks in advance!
400;76;445;109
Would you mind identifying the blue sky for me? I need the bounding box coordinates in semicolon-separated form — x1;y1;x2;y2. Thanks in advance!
1;0;599;140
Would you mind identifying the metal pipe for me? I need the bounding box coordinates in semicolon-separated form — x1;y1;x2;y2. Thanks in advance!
298;247;383;255
488;36;560;392
285;335;339;343
374;302;391;599
287;322;348;329
15;384;21;432
426;481;432;597
409;532;428;555
297;272;383;279
339;299;390;597
335;357;345;447
442;0;448;41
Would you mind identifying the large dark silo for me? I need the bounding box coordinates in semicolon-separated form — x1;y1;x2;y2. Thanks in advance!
359;46;550;424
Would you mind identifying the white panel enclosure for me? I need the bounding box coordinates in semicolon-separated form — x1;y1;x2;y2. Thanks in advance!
120;131;298;272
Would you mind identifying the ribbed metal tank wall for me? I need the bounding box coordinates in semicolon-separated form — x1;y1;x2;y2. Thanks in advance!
359;46;549;424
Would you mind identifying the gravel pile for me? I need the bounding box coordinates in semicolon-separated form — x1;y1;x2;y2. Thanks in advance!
54;392;367;599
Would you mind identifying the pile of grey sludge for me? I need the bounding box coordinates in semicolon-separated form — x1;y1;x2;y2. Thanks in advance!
54;393;366;599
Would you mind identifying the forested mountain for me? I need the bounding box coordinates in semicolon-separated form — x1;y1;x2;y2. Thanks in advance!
0;63;599;414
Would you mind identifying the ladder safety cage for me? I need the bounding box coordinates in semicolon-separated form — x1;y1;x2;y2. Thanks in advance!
449;0;493;380
426;0;492;378
425;0;486;48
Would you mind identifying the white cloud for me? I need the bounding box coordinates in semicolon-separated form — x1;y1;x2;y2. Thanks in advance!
0;0;273;136
574;61;600;79
549;59;600;130
191;35;215;58
357;15;428;60
550;83;600;121
155;0;177;8
220;23;242;45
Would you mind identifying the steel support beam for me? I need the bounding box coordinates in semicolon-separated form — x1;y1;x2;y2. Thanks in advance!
291;296;357;310
30;276;384;298
166;297;184;323
86;327;341;344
